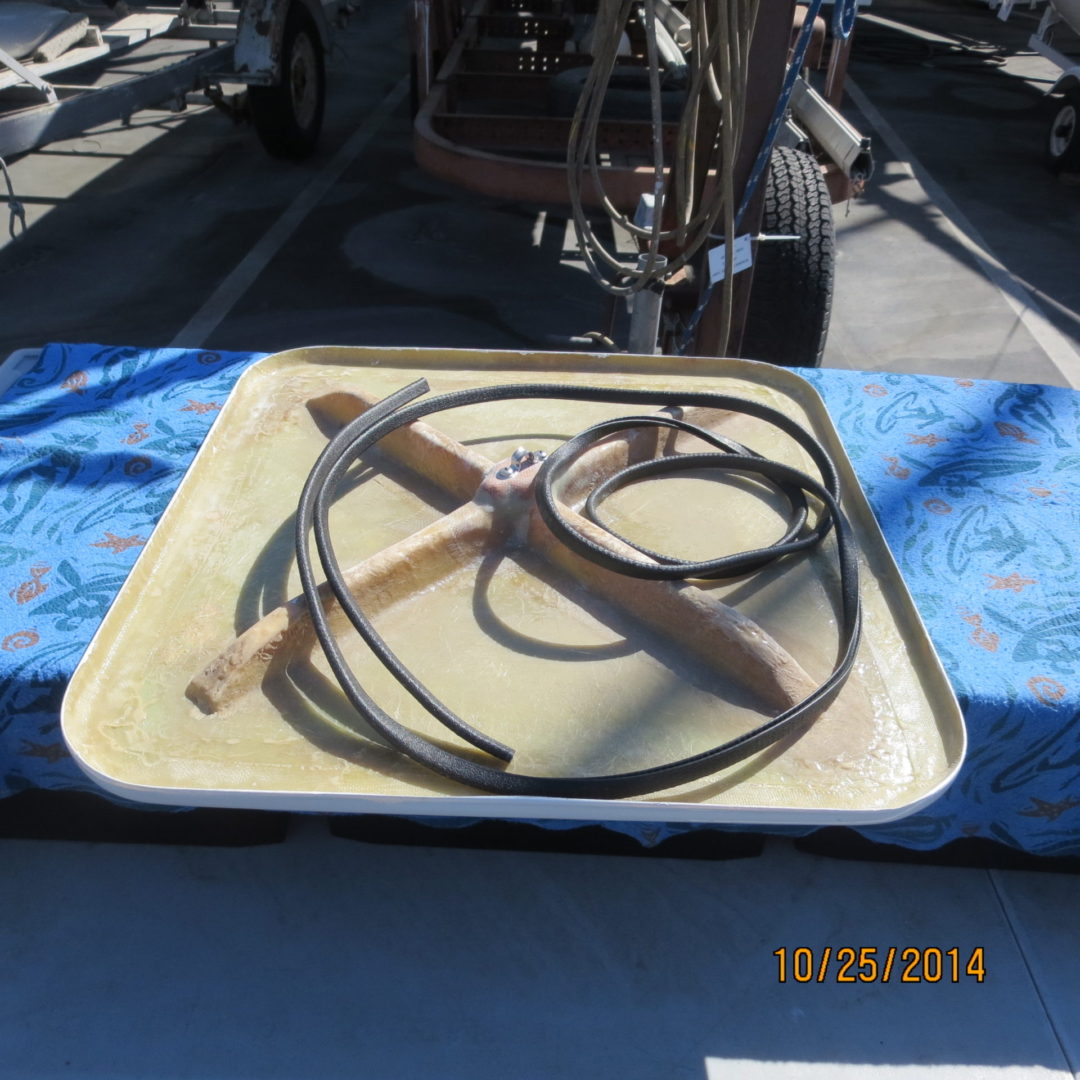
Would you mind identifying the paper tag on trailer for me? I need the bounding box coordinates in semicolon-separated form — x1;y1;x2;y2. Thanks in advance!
708;234;754;285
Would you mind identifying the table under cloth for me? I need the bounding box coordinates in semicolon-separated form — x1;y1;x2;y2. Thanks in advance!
2;343;1078;855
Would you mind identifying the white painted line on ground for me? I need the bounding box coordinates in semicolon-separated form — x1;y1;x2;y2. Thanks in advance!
169;75;409;349
530;209;547;246
988;869;1079;1076
846;77;1080;390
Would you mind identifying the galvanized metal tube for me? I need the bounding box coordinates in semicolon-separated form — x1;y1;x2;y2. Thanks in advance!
628;253;667;354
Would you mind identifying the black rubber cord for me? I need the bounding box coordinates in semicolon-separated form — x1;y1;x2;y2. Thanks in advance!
295;380;862;799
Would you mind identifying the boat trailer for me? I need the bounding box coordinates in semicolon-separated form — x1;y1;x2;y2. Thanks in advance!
0;0;341;164
408;0;874;363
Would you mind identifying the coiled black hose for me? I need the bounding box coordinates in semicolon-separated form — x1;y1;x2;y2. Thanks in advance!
296;379;861;799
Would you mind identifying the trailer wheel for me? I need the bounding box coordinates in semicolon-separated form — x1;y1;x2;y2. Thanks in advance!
740;146;834;368
249;2;325;159
1045;89;1080;174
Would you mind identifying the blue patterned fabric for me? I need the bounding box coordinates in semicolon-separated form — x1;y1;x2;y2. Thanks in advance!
802;369;1080;856
1;346;1078;855
0;344;265;794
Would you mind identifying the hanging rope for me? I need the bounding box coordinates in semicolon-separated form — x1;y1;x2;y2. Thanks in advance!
567;0;849;355
676;0;826;353
567;0;761;339
0;157;26;239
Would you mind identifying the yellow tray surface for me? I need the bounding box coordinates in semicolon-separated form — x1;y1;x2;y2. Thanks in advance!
62;347;965;824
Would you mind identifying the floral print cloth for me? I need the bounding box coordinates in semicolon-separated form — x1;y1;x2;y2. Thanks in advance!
0;344;258;793
1;345;1078;854
797;368;1079;856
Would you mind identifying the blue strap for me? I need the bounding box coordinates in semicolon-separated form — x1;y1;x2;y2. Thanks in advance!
833;0;857;41
677;0;826;353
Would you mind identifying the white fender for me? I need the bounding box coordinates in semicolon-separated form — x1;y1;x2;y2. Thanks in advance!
233;0;331;85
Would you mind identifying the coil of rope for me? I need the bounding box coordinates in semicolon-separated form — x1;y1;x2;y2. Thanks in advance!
297;379;862;799
567;0;761;354
566;0;846;355
675;0;826;352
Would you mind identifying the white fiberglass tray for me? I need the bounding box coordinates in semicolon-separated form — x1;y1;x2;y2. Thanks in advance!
62;347;965;825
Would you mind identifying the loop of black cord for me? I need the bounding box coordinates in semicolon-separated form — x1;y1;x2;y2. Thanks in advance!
543;414;812;577
295;380;862;800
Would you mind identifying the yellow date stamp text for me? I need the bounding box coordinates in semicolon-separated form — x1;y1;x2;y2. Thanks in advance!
773;946;986;983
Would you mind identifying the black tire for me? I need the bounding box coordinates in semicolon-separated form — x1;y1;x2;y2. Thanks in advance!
249;2;325;160
1045;88;1080;174
740;146;834;368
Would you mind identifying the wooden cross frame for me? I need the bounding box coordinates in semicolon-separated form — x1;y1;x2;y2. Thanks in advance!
187;389;824;725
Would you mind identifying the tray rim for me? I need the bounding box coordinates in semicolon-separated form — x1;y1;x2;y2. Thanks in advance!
62;345;967;824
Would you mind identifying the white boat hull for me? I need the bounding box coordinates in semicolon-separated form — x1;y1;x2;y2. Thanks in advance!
1052;0;1080;37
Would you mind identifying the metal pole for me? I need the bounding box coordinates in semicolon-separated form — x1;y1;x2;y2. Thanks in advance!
627;254;667;355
